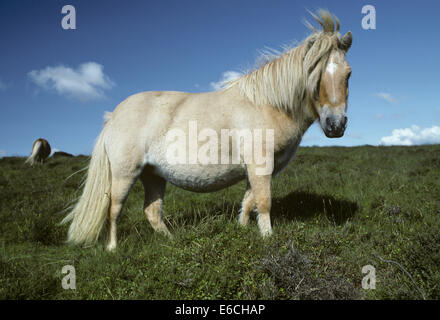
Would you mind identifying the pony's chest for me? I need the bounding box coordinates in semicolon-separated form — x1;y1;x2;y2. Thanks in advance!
273;139;301;175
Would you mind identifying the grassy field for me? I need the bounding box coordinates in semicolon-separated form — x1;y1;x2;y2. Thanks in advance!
0;145;439;300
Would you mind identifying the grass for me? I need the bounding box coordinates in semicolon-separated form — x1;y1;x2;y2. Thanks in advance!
0;145;439;299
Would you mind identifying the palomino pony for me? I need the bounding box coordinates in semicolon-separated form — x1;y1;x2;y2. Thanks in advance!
62;10;352;251
25;138;51;165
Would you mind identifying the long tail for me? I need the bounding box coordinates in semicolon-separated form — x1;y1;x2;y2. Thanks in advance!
61;127;111;245
25;140;42;165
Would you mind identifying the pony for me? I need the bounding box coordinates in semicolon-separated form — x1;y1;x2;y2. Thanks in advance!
25;138;51;165
62;10;353;251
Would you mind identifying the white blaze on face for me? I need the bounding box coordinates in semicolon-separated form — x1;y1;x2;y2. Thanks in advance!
326;61;337;75
326;58;338;105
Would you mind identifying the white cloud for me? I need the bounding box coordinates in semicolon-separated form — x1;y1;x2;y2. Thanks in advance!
0;149;6;158
28;62;114;101
379;125;440;146
210;71;242;91
374;92;397;104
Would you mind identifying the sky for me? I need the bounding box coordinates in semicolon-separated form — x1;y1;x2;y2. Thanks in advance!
1;0;440;157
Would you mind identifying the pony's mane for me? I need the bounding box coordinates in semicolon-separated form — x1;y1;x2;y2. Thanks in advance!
227;10;343;115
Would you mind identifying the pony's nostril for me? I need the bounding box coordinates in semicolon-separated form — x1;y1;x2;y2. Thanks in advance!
326;117;331;126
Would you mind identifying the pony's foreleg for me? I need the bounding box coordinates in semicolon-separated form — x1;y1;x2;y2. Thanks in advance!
107;177;135;251
247;169;272;237
238;182;254;226
141;173;171;237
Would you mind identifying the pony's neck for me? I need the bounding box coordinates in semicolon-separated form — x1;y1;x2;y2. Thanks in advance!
293;103;318;139
231;41;310;115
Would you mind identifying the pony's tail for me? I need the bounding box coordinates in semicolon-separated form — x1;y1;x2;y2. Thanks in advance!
25;140;42;165
61;127;111;245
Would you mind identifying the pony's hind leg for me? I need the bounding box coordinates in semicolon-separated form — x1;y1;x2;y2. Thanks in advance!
238;181;255;226
107;176;136;251
140;172;171;237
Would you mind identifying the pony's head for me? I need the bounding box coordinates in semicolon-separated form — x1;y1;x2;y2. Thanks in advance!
305;10;352;138
229;9;352;138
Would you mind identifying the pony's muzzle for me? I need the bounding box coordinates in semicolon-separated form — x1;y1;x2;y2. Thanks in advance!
323;115;347;138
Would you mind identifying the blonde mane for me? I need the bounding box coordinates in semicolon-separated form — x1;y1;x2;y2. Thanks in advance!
228;10;343;115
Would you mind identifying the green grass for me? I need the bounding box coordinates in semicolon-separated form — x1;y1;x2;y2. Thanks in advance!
1;145;439;299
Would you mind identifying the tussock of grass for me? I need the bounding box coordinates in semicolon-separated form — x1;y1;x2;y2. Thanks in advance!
257;240;359;299
0;145;439;299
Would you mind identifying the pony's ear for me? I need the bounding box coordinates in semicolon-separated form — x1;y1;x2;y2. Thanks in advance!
340;31;352;52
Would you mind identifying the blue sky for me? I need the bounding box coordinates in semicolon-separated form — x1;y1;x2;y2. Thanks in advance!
1;0;440;157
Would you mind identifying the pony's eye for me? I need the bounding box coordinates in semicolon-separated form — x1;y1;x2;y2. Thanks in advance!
315;81;320;99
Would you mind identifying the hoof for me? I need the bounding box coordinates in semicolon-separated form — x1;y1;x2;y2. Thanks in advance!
238;209;250;226
261;229;273;238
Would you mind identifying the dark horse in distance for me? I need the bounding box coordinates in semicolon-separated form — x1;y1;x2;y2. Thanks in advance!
26;138;51;165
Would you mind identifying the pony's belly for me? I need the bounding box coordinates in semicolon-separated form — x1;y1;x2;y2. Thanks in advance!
151;163;247;193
